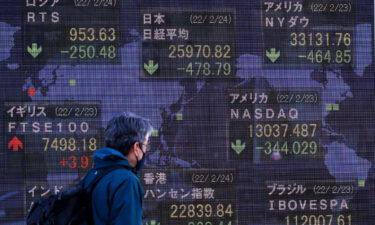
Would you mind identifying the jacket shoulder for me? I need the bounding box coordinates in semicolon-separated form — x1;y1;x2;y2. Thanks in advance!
106;168;140;186
84;167;137;191
93;168;141;194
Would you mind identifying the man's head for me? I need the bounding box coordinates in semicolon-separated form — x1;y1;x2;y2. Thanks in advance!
104;112;153;169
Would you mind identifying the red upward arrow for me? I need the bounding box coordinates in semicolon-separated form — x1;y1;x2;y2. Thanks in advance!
8;136;23;152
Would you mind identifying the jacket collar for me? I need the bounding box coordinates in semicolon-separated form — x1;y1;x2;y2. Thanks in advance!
93;147;133;170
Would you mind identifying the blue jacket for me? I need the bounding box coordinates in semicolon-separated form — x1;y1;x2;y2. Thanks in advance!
84;147;144;225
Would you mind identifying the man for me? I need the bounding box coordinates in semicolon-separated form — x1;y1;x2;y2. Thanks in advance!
84;112;153;225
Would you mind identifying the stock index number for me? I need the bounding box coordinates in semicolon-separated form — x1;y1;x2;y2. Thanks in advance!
305;50;351;64
43;137;97;152
67;45;117;59
188;222;233;225
290;32;351;47
170;204;234;219
263;141;318;155
69;27;116;42
183;62;232;76
248;123;318;138
169;45;232;59
285;214;352;225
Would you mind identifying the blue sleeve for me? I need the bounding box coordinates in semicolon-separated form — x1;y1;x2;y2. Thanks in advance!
110;177;143;225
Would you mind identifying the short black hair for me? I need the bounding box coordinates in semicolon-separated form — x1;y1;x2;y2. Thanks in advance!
105;112;153;156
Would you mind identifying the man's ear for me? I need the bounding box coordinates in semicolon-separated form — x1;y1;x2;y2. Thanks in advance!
132;142;140;156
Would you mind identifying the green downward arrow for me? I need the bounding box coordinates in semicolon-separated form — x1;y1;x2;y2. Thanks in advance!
144;60;159;75
266;48;280;63
146;220;160;225
231;139;246;155
27;43;42;58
